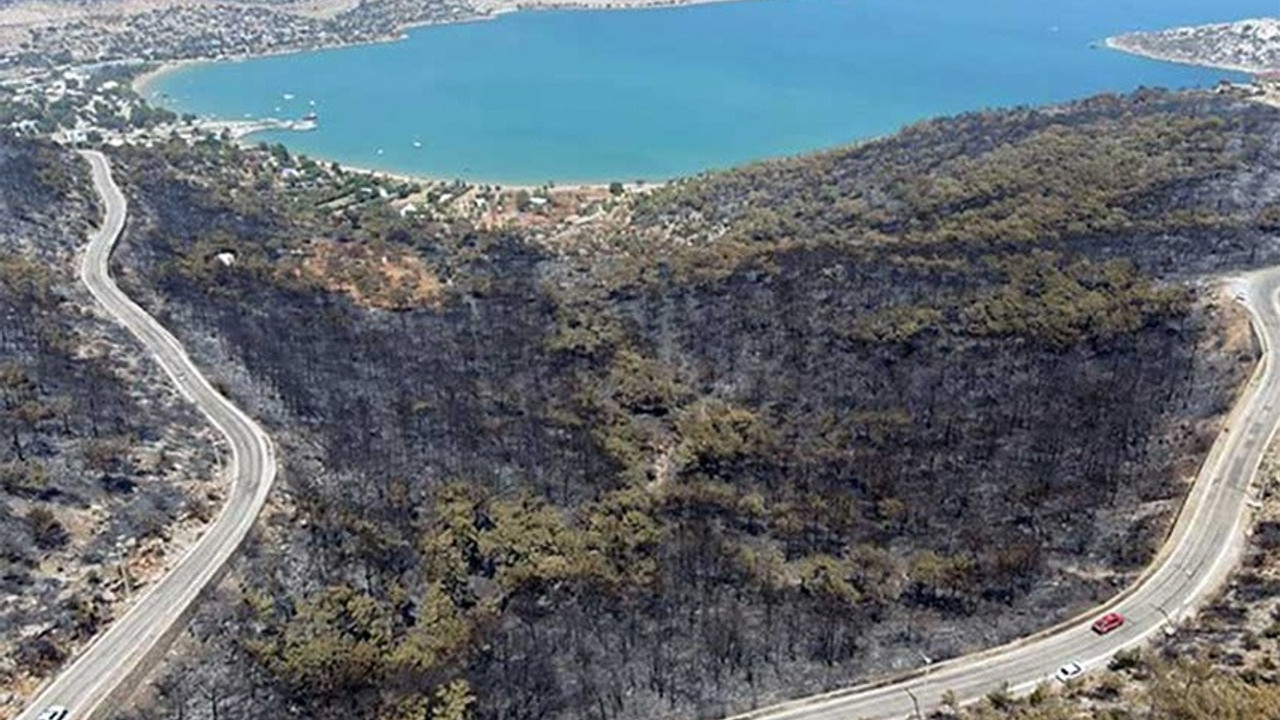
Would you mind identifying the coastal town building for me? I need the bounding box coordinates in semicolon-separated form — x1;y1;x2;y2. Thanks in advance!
1255;71;1280;93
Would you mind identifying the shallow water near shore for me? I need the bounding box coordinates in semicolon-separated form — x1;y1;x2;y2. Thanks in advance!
148;0;1273;184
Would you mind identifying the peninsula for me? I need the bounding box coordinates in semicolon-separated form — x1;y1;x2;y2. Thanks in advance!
1108;17;1280;74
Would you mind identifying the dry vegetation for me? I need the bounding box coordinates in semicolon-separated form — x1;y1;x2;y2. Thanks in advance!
292;238;445;310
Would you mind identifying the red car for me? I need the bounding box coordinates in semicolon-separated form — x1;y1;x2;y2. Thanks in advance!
1092;612;1125;635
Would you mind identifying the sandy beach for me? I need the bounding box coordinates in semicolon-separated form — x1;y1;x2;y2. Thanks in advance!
332;159;660;194
131;57;202;96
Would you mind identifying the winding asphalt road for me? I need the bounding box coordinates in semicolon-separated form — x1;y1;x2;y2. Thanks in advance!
735;269;1280;720
17;151;277;720
16;150;1280;720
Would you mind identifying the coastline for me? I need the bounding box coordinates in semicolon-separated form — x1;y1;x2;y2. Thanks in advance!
310;158;663;194
129;1;1237;189
131;57;201;96
129;0;744;97
1103;35;1269;76
152;97;669;189
126;0;747;183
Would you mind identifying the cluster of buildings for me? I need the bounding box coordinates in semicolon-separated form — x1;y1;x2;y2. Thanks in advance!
16;6;359;67
1;63;326;151
5;0;479;70
0;29;602;237
1;67;150;140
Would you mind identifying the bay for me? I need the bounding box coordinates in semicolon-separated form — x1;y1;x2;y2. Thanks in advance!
147;0;1274;184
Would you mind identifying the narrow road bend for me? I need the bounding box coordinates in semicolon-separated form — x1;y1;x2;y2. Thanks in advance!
17;151;277;720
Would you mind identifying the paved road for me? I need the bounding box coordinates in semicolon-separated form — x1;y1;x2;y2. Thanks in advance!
17;151;277;720
735;271;1280;720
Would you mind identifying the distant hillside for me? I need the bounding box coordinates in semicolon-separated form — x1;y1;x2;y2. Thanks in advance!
0;0;707;67
1108;17;1280;73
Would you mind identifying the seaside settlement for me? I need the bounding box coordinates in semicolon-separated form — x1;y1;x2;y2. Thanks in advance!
0;59;641;245
0;0;724;70
2;8;1280;273
1103;18;1280;106
1107;17;1280;76
0;0;699;245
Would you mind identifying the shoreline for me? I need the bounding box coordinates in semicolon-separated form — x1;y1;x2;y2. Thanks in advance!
130;0;744;96
303;157;665;194
165;108;671;190
126;0;748;184
1103;35;1270;77
128;3;1237;191
131;57;200;95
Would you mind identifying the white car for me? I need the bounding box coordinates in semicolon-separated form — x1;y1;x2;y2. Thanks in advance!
38;708;69;720
1056;661;1083;682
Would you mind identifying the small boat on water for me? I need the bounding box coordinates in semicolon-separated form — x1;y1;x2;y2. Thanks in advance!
303;111;318;122
283;93;295;100
413;140;423;149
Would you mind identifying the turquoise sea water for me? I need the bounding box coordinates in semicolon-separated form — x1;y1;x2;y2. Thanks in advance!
148;0;1278;184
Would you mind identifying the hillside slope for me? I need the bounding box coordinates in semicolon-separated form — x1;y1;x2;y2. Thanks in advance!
105;89;1280;720
0;138;222;718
